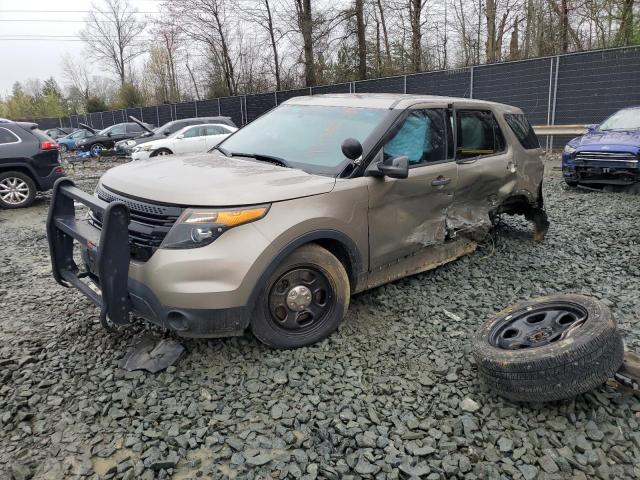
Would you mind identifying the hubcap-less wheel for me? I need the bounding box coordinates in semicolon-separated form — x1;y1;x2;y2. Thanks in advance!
0;177;30;205
489;302;588;350
268;267;334;331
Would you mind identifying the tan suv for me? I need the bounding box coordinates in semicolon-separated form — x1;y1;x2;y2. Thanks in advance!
47;94;548;348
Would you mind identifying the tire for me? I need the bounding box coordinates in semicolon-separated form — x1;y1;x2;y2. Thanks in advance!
250;244;350;349
150;148;173;157
59;144;68;154
472;294;624;402
0;171;37;209
90;143;106;158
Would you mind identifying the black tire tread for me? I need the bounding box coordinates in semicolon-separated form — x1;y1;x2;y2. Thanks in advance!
472;294;624;402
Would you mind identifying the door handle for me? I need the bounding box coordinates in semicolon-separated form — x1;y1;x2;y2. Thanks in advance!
431;176;452;187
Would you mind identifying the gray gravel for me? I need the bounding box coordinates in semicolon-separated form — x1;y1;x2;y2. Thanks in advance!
1;157;639;479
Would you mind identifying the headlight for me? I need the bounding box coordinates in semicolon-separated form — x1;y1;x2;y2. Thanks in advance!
564;145;576;154
160;206;270;249
126;140;136;146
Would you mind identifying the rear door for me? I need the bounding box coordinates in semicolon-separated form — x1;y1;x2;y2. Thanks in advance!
202;125;231;149
452;107;512;223
367;106;458;269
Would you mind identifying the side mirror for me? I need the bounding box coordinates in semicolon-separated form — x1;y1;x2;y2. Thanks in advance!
585;124;598;133
107;132;112;137
378;155;409;179
341;138;363;160
177;134;184;139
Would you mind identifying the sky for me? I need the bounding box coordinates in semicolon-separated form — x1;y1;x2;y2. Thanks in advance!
0;0;163;95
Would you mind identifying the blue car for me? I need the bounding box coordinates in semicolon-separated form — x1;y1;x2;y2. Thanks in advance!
57;129;95;153
562;106;640;187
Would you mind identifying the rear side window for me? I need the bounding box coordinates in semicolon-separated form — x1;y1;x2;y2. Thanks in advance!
456;110;506;159
0;127;19;144
203;125;226;135
504;113;540;149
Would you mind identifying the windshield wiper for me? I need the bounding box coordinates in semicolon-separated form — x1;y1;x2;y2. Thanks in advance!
226;151;292;168
212;145;231;156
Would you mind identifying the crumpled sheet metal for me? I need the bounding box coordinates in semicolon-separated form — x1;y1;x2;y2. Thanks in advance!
613;351;640;392
119;334;185;373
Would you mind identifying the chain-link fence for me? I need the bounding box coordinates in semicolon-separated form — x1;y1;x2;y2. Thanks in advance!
34;45;640;148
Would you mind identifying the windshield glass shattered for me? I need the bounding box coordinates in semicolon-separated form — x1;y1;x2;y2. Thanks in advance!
218;104;387;174
599;108;640;131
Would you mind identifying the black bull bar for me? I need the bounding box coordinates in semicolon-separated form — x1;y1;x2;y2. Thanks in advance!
46;178;132;326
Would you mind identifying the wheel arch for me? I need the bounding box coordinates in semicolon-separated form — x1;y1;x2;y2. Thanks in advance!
247;229;364;310
151;147;173;157
0;165;40;188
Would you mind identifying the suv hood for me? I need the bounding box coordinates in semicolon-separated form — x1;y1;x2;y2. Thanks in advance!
569;129;640;153
100;153;337;206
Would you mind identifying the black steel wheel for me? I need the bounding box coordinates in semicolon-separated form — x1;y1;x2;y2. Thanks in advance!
251;244;350;349
473;294;624;402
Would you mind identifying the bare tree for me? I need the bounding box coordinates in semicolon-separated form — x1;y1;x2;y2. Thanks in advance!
61;54;92;101
293;0;317;86
79;0;146;85
355;0;367;79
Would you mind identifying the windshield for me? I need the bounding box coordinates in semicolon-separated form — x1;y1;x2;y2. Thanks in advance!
598;108;640;131
97;126;112;135
219;104;388;174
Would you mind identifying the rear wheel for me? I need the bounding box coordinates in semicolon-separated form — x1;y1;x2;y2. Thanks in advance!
59;144;68;154
250;244;350;349
0;171;36;209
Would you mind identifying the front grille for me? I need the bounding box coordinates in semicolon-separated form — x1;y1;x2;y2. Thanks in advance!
90;185;184;261
574;151;639;163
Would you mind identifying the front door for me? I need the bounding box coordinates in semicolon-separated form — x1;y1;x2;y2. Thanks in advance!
368;107;458;270
173;126;206;154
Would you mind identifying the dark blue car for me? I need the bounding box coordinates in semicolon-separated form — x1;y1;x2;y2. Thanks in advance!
562;106;640;187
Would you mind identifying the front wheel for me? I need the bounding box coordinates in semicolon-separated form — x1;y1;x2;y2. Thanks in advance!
150;148;173;157
250;244;350;349
0;172;36;209
89;143;106;158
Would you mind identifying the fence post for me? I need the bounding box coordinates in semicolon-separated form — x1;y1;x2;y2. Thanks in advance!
194;100;198;117
550;56;560;149
156;106;159;127
403;75;407;94
217;98;221;116
546;57;554;151
274;92;278;106
469;66;474;99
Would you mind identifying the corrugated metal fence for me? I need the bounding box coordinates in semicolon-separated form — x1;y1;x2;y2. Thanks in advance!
35;45;640;148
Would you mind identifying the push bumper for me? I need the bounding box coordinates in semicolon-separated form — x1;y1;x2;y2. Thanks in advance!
46;178;251;337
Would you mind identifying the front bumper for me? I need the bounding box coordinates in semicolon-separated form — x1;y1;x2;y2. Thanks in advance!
562;153;640;185
131;150;151;161
46;179;253;337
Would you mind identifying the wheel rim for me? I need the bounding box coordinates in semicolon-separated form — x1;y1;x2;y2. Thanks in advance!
0;177;30;205
91;144;105;156
489;302;588;350
59;144;67;152
268;267;335;332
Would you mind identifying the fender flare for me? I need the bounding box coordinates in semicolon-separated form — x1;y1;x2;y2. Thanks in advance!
246;229;364;310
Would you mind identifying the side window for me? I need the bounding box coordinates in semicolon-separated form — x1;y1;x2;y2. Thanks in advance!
183;127;201;138
203;126;225;136
456;110;506;159
383;109;447;166
126;123;143;133
0;128;19;144
504;113;540;149
109;124;127;135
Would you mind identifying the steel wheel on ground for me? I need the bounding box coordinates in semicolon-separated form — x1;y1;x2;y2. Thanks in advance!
473;294;624;402
251;244;350;349
0;172;36;209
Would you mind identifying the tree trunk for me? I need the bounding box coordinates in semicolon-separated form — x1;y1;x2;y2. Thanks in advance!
356;0;367;80
618;0;635;45
376;0;392;67
485;0;497;63
409;0;423;72
296;0;316;87
264;0;281;90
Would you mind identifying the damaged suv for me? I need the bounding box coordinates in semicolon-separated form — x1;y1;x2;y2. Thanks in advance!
47;94;547;348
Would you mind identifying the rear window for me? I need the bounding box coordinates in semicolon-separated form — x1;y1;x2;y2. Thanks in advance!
504;113;539;149
456;110;506;159
0;127;19;144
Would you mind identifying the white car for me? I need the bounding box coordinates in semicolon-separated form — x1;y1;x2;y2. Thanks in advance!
131;123;237;160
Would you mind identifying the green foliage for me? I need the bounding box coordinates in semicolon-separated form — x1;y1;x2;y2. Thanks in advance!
115;83;145;108
86;96;109;113
0;80;66;120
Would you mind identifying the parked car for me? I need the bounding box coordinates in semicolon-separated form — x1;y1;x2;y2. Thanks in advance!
57;128;96;153
0;118;65;208
76;122;154;157
115;116;237;156
45;127;73;140
562;106;640;187
47;94;547;348
131;124;237;160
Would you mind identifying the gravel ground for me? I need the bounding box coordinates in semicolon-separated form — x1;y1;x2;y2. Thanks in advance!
1;156;639;480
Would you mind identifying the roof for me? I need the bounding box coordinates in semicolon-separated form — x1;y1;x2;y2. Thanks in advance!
283;93;511;110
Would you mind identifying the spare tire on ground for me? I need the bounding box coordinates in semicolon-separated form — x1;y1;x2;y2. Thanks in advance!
472;294;624;402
